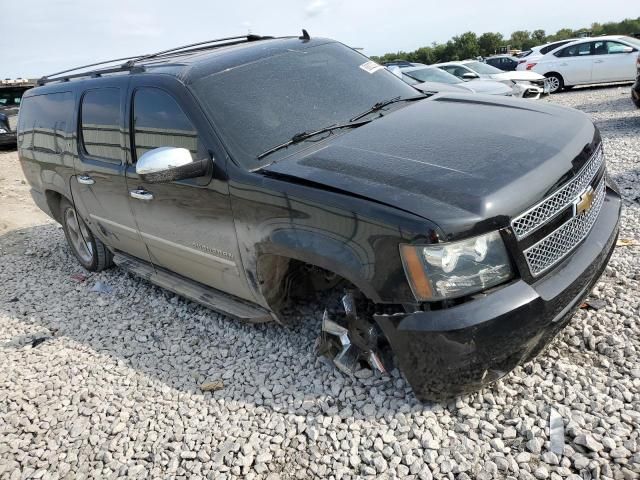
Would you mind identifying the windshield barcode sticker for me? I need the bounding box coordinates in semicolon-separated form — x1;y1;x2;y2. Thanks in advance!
359;61;384;74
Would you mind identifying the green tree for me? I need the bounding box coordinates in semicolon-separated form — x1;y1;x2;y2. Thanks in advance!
509;30;533;50
478;32;504;56
450;31;480;60
532;29;547;44
549;28;575;41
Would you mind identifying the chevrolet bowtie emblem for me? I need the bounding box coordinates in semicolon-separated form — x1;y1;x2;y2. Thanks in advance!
574;186;595;216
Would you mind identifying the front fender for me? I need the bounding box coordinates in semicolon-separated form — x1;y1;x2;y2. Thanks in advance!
228;168;442;307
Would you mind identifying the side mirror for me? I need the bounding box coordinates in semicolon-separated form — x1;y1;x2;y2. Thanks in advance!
462;72;479;80
136;146;208;183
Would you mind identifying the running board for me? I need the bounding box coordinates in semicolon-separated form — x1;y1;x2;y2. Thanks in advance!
113;253;273;323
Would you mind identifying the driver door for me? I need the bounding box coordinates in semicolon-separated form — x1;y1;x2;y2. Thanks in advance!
124;78;256;303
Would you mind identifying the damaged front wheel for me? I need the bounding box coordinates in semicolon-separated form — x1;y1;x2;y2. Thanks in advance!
316;291;390;376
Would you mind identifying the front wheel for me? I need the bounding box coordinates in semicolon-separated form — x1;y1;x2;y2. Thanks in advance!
545;73;564;94
60;198;112;271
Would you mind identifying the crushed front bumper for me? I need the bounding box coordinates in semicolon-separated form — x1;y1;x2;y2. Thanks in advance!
374;188;620;401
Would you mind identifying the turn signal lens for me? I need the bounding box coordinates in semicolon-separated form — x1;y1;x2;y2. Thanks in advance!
526;63;537;70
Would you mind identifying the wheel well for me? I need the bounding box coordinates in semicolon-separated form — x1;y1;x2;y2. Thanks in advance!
544;71;564;81
45;190;64;223
256;254;354;317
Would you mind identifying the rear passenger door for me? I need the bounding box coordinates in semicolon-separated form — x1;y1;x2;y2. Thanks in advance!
124;77;256;302
591;41;637;83
555;42;593;85
71;78;151;262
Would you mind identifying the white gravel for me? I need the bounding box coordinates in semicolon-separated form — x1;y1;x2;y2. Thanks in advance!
1;85;639;479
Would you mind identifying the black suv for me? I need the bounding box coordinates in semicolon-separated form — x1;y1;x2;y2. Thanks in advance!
17;34;621;401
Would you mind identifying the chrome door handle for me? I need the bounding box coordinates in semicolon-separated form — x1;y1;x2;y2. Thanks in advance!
77;175;95;185
594;60;604;63
130;189;154;201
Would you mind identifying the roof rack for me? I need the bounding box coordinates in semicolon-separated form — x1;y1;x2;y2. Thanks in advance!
37;34;273;86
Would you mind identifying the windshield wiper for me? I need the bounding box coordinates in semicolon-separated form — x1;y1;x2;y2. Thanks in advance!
257;119;372;160
349;94;428;122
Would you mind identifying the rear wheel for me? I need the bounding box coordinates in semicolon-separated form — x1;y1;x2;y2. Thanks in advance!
60;198;112;271
545;73;564;93
633;89;640;108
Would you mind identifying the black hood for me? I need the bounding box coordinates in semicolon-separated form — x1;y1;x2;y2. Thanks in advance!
262;94;598;239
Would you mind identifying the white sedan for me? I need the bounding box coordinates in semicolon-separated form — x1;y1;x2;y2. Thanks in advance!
516;39;581;71
433;60;549;98
528;35;640;93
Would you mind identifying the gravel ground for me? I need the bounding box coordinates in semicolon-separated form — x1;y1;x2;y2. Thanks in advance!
1;85;639;480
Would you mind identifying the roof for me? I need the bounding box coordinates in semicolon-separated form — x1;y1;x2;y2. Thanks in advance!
35;34;334;87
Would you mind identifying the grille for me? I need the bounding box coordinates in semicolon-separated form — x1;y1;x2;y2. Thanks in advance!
523;178;606;277
511;145;604;239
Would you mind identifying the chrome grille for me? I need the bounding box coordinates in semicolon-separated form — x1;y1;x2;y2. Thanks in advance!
511;145;604;239
523;178;606;277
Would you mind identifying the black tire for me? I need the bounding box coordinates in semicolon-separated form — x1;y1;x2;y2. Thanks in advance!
633;89;640;109
545;73;564;94
60;198;113;271
563;85;575;91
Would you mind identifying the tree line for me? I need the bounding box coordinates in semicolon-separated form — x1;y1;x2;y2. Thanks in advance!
370;16;640;65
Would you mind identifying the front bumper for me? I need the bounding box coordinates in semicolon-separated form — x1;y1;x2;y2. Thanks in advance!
374;188;621;401
0;132;16;146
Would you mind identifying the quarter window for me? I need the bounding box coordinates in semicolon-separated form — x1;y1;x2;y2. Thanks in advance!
81;88;122;162
132;88;200;162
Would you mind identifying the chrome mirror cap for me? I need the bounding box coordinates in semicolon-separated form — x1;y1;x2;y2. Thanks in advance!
136;146;193;175
135;147;208;184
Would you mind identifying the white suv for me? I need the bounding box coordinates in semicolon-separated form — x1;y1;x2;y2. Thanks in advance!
529;35;640;93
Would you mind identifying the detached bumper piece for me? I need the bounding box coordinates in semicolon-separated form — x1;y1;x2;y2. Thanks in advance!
374;189;620;401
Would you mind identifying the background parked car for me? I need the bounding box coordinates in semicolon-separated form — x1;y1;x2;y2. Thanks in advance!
632;51;640;108
0;81;33;147
434;60;549;98
516;39;581;71
529;35;640;93
485;55;520;71
397;65;513;96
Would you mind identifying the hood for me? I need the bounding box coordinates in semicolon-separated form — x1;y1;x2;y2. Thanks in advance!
414;81;469;94
262;94;597;238
489;70;545;82
463;80;512;95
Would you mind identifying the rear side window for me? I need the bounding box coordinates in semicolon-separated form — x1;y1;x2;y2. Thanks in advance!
17;91;73;153
81;88;121;162
132;88;200;161
541;41;570;55
556;42;591;57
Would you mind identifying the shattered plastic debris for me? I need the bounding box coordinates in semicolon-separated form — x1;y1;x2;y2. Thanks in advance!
580;298;607;311
549;408;565;455
31;336;49;348
70;273;88;283
90;281;113;294
200;380;224;392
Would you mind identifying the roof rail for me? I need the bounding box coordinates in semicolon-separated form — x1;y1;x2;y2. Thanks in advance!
38;34;272;86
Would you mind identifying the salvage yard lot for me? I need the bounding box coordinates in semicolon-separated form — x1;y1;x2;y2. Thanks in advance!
1;86;639;479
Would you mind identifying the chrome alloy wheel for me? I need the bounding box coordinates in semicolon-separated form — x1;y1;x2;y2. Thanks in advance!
64;207;94;263
547;76;561;93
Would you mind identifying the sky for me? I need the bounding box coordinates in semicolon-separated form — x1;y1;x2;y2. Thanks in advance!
2;0;635;78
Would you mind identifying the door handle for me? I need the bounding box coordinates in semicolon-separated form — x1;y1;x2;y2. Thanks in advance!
594;60;604;63
130;189;154;201
77;175;95;185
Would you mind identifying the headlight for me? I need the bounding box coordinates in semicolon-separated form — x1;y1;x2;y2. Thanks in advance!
0;128;7;133
400;231;513;301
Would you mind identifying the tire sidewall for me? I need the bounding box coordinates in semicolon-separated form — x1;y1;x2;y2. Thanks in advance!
60;199;99;270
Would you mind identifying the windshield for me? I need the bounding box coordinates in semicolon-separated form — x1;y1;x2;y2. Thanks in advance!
464;61;503;75
192;42;420;168
404;67;462;84
0;88;28;107
621;36;640;49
